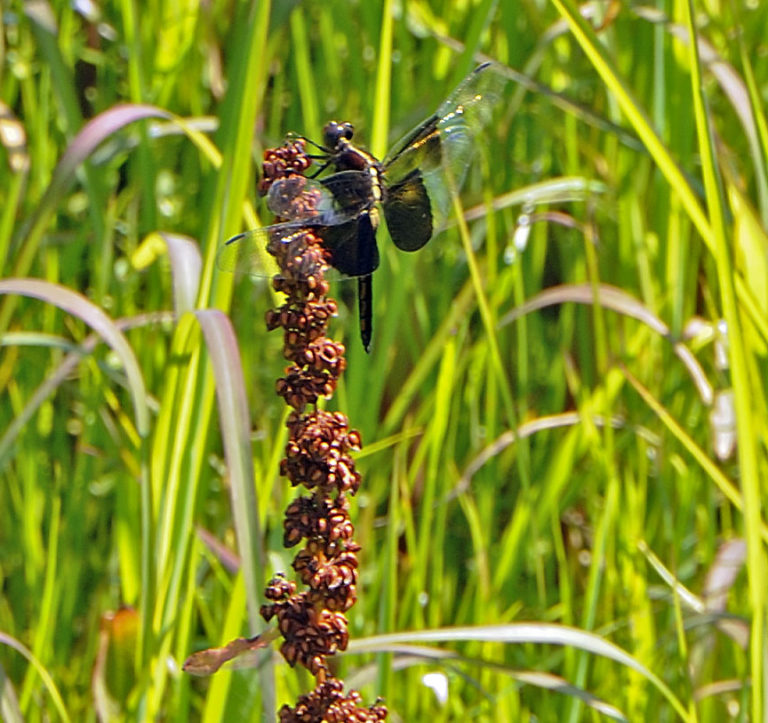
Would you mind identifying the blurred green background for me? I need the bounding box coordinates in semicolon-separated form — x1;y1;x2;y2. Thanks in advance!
1;0;767;720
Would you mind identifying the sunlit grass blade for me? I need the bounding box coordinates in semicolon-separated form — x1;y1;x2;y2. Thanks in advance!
132;233;203;315
735;34;768;220
348;623;690;720
1;105;171;334
140;2;274;716
624;366;768;543
0;310;172;471
549;0;712;248
681;5;766;720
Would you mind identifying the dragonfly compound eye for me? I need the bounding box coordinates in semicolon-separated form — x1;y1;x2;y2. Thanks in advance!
323;121;355;149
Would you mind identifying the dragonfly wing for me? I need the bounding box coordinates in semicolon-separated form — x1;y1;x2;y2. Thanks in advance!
220;173;371;279
383;62;504;169
266;175;334;220
218;214;380;280
267;171;374;221
382;62;505;236
216;222;303;277
433;62;506;141
382;168;433;251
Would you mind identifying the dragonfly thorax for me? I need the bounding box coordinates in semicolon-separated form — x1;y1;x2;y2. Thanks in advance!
322;120;384;205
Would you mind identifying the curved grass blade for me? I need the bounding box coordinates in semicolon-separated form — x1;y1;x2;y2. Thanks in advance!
0;278;150;436
0;311;173;471
348;644;627;721
623;366;768;545
132;232;203;315
0;632;69;723
499;283;714;406
347;623;690;721
194;310;265;633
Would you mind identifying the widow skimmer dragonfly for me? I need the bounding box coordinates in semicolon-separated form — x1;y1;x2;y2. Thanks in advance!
218;62;505;350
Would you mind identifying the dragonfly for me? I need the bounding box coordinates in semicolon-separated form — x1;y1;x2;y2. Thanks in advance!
218;62;505;351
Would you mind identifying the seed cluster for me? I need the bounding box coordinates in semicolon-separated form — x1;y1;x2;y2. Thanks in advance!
278;679;388;723
262;575;349;675
259;138;387;720
259;137;313;196
261;222;347;409
283;495;355;549
281;410;362;495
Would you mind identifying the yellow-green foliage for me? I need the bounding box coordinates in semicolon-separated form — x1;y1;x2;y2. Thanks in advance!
1;0;766;720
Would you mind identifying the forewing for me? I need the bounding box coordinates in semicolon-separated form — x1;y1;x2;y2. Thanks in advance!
267;175;342;221
267;170;375;221
433;62;505;142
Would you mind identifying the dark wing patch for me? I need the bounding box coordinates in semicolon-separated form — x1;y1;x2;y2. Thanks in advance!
382;169;433;252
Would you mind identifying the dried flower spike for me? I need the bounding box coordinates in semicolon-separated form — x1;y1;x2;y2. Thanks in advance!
258;137;387;720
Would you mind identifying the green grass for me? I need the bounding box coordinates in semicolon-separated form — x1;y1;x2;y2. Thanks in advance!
1;0;767;720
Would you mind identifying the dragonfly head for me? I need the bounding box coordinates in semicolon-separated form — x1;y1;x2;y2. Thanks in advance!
323;121;354;150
